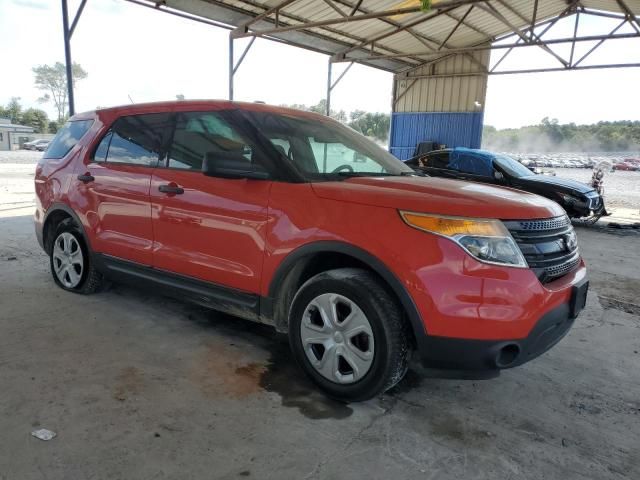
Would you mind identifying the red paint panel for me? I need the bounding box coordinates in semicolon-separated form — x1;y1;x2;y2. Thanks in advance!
78;162;154;266
150;169;271;293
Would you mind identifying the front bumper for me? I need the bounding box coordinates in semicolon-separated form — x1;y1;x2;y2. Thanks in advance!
565;193;605;218
415;278;588;370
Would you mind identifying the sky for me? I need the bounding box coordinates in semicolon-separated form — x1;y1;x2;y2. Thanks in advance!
1;0;639;129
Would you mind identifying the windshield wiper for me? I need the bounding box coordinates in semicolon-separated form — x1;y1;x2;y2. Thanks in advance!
336;171;425;178
336;171;396;177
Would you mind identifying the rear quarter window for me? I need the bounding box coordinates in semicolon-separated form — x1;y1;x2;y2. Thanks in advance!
44;120;94;159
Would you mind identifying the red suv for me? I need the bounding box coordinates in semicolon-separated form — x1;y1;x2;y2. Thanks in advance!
35;101;588;401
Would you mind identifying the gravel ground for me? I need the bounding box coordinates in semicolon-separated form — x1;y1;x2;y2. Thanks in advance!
0;152;38;214
552;167;640;211
0;151;44;165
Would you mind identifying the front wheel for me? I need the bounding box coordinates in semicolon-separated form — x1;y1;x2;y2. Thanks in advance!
288;268;411;402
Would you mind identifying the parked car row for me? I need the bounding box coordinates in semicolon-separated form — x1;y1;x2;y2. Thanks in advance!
515;156;593;169
504;152;640;171
23;139;51;151
613;158;640;171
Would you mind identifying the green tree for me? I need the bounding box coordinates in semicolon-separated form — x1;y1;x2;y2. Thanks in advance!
33;62;88;122
279;103;310;111
48;121;60;134
276;101;392;142
482;119;640;152
333;109;347;123
20;108;49;133
309;99;328;115
348;111;391;141
0;97;23;124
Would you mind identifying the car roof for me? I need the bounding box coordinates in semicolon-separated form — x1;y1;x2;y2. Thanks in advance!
425;149;452;155
70;100;331;124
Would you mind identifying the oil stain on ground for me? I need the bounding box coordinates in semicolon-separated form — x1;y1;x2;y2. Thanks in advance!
188;310;352;420
193;342;267;398
259;337;353;420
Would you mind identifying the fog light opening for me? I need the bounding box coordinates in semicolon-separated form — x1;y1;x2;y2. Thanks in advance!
496;344;520;368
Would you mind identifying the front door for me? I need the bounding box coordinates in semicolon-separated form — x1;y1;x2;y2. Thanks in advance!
150;110;272;294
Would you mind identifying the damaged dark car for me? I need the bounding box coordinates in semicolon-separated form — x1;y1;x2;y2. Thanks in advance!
405;147;606;219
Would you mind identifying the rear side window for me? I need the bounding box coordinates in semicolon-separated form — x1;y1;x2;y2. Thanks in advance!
167;112;254;171
94;113;172;166
44;120;94;159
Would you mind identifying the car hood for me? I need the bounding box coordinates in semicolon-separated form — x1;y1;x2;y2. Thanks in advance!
311;176;565;220
516;174;594;194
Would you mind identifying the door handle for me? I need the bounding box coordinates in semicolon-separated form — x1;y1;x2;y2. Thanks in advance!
158;184;185;195
77;173;95;183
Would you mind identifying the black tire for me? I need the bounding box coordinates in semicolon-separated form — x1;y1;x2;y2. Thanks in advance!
288;268;411;402
49;218;104;294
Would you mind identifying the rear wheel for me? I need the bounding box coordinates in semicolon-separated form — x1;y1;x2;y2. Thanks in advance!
49;219;104;294
288;268;410;402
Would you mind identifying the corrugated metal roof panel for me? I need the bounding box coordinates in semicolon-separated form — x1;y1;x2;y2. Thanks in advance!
394;50;488;112
156;0;639;73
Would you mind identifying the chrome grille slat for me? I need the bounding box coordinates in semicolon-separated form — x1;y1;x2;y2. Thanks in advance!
526;251;580;267
510;226;574;241
504;215;571;232
505;215;580;283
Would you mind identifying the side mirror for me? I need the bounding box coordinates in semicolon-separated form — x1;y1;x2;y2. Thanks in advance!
494;171;504;180
202;151;270;180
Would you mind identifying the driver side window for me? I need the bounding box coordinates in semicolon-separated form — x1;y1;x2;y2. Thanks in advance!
449;154;494;178
307;137;382;173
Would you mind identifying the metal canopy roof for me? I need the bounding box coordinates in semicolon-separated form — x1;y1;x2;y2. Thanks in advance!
60;0;640;117
129;0;640;75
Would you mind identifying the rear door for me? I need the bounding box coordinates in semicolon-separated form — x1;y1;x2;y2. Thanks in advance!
150;110;272;294
79;113;173;265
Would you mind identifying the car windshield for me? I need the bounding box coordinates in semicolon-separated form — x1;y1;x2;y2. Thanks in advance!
494;154;534;178
239;110;415;181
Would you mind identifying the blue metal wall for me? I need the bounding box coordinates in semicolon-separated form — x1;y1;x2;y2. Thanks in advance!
389;111;484;160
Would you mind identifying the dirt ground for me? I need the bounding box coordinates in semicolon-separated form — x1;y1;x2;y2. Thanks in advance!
551;167;640;222
1;153;639;479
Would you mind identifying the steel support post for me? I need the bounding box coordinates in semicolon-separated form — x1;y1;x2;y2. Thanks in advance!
228;35;234;100
325;60;332;116
61;0;75;117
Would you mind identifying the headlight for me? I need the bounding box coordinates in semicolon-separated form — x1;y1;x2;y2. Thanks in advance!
557;193;585;206
399;211;527;268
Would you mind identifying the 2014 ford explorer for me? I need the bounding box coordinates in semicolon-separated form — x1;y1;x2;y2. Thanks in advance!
35;101;588;401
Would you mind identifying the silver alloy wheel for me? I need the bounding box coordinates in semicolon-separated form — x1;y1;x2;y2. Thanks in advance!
52;232;84;289
300;293;375;384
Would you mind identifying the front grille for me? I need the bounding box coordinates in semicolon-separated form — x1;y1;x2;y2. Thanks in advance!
514;216;571;231
504;215;580;283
